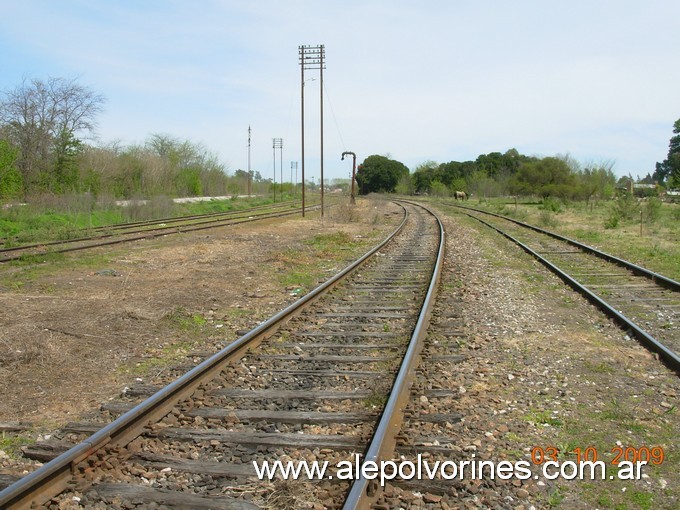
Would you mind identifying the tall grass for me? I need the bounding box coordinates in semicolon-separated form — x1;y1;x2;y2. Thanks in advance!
0;193;275;245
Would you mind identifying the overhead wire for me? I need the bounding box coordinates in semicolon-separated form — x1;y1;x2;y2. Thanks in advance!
323;80;347;154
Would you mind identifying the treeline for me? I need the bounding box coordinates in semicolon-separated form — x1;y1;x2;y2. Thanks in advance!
358;149;620;202
358;117;680;199
0;76;268;201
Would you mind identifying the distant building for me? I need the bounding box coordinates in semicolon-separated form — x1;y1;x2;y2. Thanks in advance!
632;182;658;197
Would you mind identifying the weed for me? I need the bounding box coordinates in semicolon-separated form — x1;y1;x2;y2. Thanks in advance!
0;434;35;459
596;494;613;507
629;490;653;510
127;338;195;376
643;197;662;223
540;197;562;213
587;361;615;374
604;213;619;229
224;307;252;319
328;203;359;223
525;409;563;427
613;193;640;221
164;307;209;335
304;231;353;255
547;487;565;507
556;439;580;459
601;398;627;421
572;229;603;243
538;209;559;228
363;389;388;409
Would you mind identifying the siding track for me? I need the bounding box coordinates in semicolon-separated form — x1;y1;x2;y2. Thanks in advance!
0;200;318;263
449;204;680;371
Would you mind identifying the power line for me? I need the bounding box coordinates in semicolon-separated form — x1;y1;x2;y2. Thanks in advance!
323;81;347;152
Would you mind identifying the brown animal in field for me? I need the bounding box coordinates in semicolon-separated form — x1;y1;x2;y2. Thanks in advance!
454;191;467;200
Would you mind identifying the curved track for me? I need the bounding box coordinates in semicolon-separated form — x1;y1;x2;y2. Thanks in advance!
448;204;680;371
0;201;445;509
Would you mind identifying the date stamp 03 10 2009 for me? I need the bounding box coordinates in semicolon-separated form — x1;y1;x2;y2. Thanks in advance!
530;445;665;466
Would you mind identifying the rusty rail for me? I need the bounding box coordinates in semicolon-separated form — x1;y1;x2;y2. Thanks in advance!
343;201;446;508
463;210;680;372
0;203;408;509
0;203;322;263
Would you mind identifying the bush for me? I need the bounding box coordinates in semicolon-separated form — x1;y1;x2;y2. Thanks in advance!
644;197;662;223
539;197;562;213
612;193;639;221
673;204;680;221
328;202;359;224
123;195;175;222
538;209;559;228
604;213;619;229
429;180;448;197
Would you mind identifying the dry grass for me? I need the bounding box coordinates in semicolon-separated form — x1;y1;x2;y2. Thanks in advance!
263;479;321;509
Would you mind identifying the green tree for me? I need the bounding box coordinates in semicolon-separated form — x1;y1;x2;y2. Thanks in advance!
412;161;438;193
0;138;23;199
661;118;680;187
51;129;84;193
509;157;576;198
467;170;501;198
576;161;616;203
395;172;415;195
429;180;448;197
0;77;105;195
356;155;409;194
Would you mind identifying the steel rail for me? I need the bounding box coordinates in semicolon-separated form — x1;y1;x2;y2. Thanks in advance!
465;212;680;372
343;201;446;509
0;202;306;256
0;205;322;264
0;204;409;509
0;200;304;249
84;200;301;234
451;204;680;291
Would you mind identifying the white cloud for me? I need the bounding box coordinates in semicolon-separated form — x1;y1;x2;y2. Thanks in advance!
1;0;679;179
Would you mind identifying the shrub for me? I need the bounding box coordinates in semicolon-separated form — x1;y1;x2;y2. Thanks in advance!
612;193;638;221
604;213;619;229
429;180;448;197
673;204;680;221
538;209;559;228
644;197;662;223
123;195;175;222
539;196;562;213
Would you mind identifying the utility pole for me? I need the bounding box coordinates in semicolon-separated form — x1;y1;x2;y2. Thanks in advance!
319;45;325;218
299;44;325;217
247;125;252;196
279;139;284;199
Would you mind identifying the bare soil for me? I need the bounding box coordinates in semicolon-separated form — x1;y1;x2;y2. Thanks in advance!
1;198;678;509
0;199;399;428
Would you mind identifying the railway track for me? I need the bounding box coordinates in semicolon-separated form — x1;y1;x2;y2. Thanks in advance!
0;201;445;509
0;200;318;264
447;204;680;371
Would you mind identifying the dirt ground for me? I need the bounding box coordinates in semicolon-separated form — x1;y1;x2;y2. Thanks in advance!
1;198;678;508
0;199;400;428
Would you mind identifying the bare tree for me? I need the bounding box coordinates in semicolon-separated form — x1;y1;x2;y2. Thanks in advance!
0;76;105;194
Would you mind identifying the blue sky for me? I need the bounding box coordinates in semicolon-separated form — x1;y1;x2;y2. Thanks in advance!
1;1;679;182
